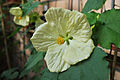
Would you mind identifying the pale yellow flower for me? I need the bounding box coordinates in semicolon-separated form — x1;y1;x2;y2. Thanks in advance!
31;7;95;72
9;7;29;26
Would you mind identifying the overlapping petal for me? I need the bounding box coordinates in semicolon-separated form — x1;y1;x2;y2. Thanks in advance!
44;44;70;72
30;22;59;51
9;7;22;16
63;39;95;65
14;15;29;26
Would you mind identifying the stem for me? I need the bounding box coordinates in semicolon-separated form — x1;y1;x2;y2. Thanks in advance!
112;46;118;80
0;5;11;69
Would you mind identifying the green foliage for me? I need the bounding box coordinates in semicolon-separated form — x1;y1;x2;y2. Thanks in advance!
29;12;40;24
21;0;40;16
92;9;120;49
40;68;58;80
82;0;106;13
0;68;18;80
29;12;44;27
32;61;43;72
24;52;45;70
40;47;109;80
85;12;100;25
20;51;45;78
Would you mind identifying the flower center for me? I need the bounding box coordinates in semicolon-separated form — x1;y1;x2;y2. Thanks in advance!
56;34;73;45
56;37;64;45
18;16;22;20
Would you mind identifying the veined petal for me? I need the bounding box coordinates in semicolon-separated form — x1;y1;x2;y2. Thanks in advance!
44;44;70;72
30;22;59;51
14;15;29;26
63;39;95;65
68;10;92;42
45;7;71;36
9;7;22;16
45;8;92;42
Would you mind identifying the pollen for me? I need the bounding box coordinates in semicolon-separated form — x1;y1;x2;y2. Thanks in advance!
18;16;22;20
56;37;64;45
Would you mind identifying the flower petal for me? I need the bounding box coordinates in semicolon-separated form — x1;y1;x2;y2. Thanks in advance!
14;15;29;26
63;39;95;65
45;8;92;42
9;7;22;16
30;22;59;51
45;7;71;36
68;10;92;42
44;44;70;72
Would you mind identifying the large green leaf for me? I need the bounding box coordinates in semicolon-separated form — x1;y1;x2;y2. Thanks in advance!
92;9;120;49
82;0;106;13
40;47;109;80
85;12;99;25
40;68;58;80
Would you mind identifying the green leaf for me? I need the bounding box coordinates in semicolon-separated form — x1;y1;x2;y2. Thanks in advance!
92;9;120;49
20;52;45;78
19;69;30;78
40;47;109;80
40;68;58;80
85;12;99;25
0;68;18;80
21;1;40;16
82;0;106;13
32;61;43;72
24;52;45;70
29;12;40;24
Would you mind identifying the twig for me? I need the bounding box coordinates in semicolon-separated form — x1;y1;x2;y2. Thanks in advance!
0;5;11;69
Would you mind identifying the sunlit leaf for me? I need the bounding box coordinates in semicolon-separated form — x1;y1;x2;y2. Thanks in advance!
85;12;99;25
92;9;120;49
82;0;106;13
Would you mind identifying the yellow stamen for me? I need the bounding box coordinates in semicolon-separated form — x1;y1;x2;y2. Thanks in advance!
18;16;22;20
56;37;64;45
